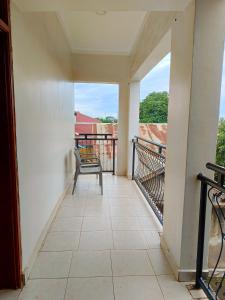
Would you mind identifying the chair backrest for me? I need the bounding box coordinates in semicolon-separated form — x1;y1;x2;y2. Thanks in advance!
74;147;81;169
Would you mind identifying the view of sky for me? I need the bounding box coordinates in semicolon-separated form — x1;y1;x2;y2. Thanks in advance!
75;47;225;119
74;83;119;118
140;53;171;99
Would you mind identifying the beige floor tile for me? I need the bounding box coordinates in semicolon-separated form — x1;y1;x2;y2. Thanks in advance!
135;209;153;217
50;217;83;232
142;230;161;248
79;231;113;250
147;249;172;275
57;206;85;217
41;231;80;251
0;289;21;300
65;277;114;300
113;231;148;249
82;216;111;231
18;279;67;300
84;206;109;216
111;250;154;276
110;206;137;217
157;275;192;300
111;217;141;230
189;288;206;299
30;251;72;279
85;198;108;207
113;275;164;300
138;216;159;230
69;251;112;277
61;196;86;207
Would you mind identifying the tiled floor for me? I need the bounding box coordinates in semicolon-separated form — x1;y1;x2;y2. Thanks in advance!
1;175;205;300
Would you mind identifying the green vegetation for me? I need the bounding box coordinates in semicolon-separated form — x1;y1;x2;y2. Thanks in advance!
139;91;168;123
97;116;117;123
216;118;225;167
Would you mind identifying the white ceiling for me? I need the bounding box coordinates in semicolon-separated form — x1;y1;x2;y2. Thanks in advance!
13;0;191;12
58;11;146;55
13;0;191;55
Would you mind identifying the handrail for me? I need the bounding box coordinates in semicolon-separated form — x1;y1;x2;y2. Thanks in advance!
75;133;116;140
134;135;166;149
196;162;225;300
134;135;166;156
75;138;117;141
77;133;113;136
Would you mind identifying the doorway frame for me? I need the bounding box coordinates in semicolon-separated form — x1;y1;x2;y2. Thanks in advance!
0;0;22;289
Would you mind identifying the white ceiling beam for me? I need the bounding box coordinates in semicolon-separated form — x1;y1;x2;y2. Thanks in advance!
131;30;171;81
129;11;176;79
13;0;191;12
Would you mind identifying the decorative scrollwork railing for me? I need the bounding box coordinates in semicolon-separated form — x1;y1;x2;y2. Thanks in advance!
132;136;166;224
196;163;225;300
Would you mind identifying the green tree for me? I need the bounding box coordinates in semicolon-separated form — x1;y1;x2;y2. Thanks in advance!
216;118;225;167
139;91;168;123
97;116;117;123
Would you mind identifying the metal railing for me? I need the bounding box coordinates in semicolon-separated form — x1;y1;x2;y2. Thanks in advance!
75;134;117;174
132;136;166;224
196;163;225;300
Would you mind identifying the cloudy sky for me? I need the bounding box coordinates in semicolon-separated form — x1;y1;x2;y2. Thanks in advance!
75;49;225;119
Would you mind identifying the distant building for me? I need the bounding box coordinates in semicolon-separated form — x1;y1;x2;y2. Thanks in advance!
74;111;101;136
75;111;167;145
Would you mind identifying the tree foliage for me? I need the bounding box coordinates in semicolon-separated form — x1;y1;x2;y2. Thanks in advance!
97;116;117;123
216;118;225;167
139;91;168;123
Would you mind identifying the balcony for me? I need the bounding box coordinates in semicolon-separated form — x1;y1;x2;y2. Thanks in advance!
0;174;207;300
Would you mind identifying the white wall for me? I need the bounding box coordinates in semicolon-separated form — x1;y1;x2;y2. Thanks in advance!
11;5;74;271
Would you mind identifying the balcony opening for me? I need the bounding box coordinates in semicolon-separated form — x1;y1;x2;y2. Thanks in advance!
74;82;119;174
132;53;171;224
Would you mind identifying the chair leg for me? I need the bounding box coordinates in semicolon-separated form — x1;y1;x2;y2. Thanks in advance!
72;171;78;195
100;172;103;195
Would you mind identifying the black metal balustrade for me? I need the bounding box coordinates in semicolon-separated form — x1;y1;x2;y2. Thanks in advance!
132;136;166;224
75;134;117;174
196;163;225;300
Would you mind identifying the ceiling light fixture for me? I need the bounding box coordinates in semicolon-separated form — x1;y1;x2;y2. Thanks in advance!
96;10;107;16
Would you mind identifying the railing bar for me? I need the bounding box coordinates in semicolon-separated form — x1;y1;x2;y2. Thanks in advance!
134;135;166;149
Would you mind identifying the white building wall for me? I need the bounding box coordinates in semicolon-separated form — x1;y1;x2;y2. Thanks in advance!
11;5;74;274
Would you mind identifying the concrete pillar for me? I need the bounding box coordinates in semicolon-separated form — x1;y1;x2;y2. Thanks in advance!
161;0;225;281
117;81;129;175
127;81;140;178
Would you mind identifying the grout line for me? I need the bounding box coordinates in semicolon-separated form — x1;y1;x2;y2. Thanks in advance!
109;250;116;300
145;249;157;276
77;218;84;250
28;274;158;281
63;278;69;300
155;275;166;300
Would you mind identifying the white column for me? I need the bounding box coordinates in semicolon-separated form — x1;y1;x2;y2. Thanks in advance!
127;81;140;178
117;81;129;175
161;0;225;281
